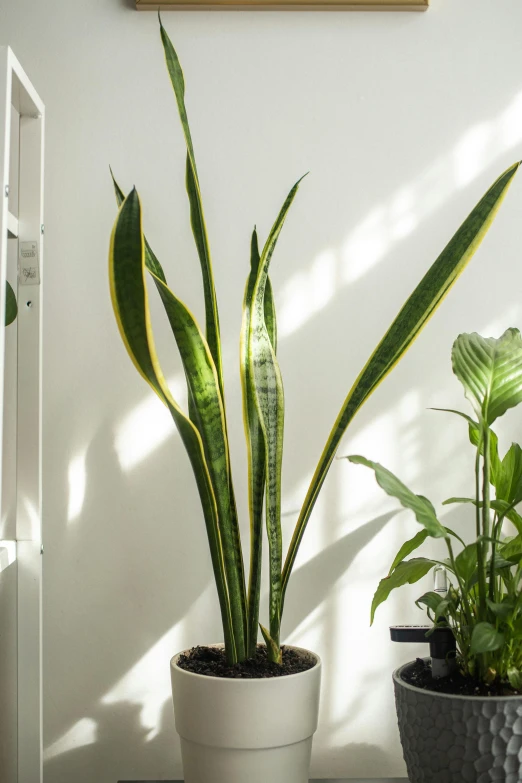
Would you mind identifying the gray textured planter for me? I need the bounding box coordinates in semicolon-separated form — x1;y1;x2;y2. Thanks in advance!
393;659;522;783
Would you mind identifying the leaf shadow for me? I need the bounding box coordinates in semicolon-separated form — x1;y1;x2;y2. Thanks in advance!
283;511;397;638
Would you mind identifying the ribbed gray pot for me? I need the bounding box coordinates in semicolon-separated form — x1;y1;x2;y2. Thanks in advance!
393;659;522;783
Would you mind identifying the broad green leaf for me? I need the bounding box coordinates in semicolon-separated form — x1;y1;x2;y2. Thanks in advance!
499;535;522;561
5;281;17;326
371;557;437;624
241;228;278;656
347;456;447;538
249;177;305;651
416;591;446;614
109;188;240;661
470;622;505;654
455;543;478;586
389;530;429;574
487;599;514;618
159;19;224;398
151;272;247;657
452;328;522;425
283;162;520;598
496;442;522;506
508;667;522;690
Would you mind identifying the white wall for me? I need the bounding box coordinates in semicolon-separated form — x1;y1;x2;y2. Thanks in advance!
2;0;522;780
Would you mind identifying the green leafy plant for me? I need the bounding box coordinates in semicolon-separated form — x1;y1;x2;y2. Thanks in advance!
108;17;520;665
5;281;17;326
348;328;522;687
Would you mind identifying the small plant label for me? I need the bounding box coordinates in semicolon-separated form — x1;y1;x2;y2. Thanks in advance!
18;241;40;286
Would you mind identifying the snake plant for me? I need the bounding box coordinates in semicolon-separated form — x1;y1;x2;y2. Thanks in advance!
108;17;520;665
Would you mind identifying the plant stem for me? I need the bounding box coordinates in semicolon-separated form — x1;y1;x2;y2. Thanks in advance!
446;538;473;628
476;431;488;621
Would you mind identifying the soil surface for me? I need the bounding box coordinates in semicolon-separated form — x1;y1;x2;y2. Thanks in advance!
177;645;316;679
402;658;521;697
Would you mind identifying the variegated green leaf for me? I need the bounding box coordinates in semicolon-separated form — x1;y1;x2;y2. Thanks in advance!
151;272;247;659
452;328;522;425
249;177;305;659
109;188;239;661
282;162;520;599
159;19;224;398
241;228;278;656
110;168;167;283
259;623;282;664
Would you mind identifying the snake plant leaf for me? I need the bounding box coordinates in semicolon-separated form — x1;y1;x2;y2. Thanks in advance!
241;228;278;656
371;557;438;624
5;281;17;326
110;168;167;283
241;229;265;656
347;456;448;539
249;177;305;658
283;162;520;598
452;328;522;426
470;622;505;654
151;272;248;658
159;18;224;398
389;530;430;574
259;623;282;664
109;187;239;661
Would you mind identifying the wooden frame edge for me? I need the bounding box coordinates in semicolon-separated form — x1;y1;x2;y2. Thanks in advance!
136;0;429;10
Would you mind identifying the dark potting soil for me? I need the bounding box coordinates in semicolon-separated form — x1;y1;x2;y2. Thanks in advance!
403;658;521;697
177;645;316;679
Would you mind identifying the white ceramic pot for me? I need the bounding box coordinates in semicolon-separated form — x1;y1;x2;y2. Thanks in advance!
170;644;321;783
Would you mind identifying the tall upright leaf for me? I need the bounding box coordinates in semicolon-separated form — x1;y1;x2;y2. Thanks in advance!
159;18;224;399
282;161;520;599
241;229;278;656
109;189;239;661
152;273;248;659
249;178;305;660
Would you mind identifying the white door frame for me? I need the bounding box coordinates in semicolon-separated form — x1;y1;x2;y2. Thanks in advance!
0;46;44;783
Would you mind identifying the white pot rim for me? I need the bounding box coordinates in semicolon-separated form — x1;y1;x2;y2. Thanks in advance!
394;658;522;702
171;642;321;683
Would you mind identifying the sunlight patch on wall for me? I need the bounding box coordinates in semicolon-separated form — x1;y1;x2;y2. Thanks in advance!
101;617;185;741
44;718;97;761
275;90;522;340
278;250;336;338
114;375;185;471
67;452;87;523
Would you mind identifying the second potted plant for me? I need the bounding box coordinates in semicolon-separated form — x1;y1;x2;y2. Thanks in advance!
349;327;522;783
